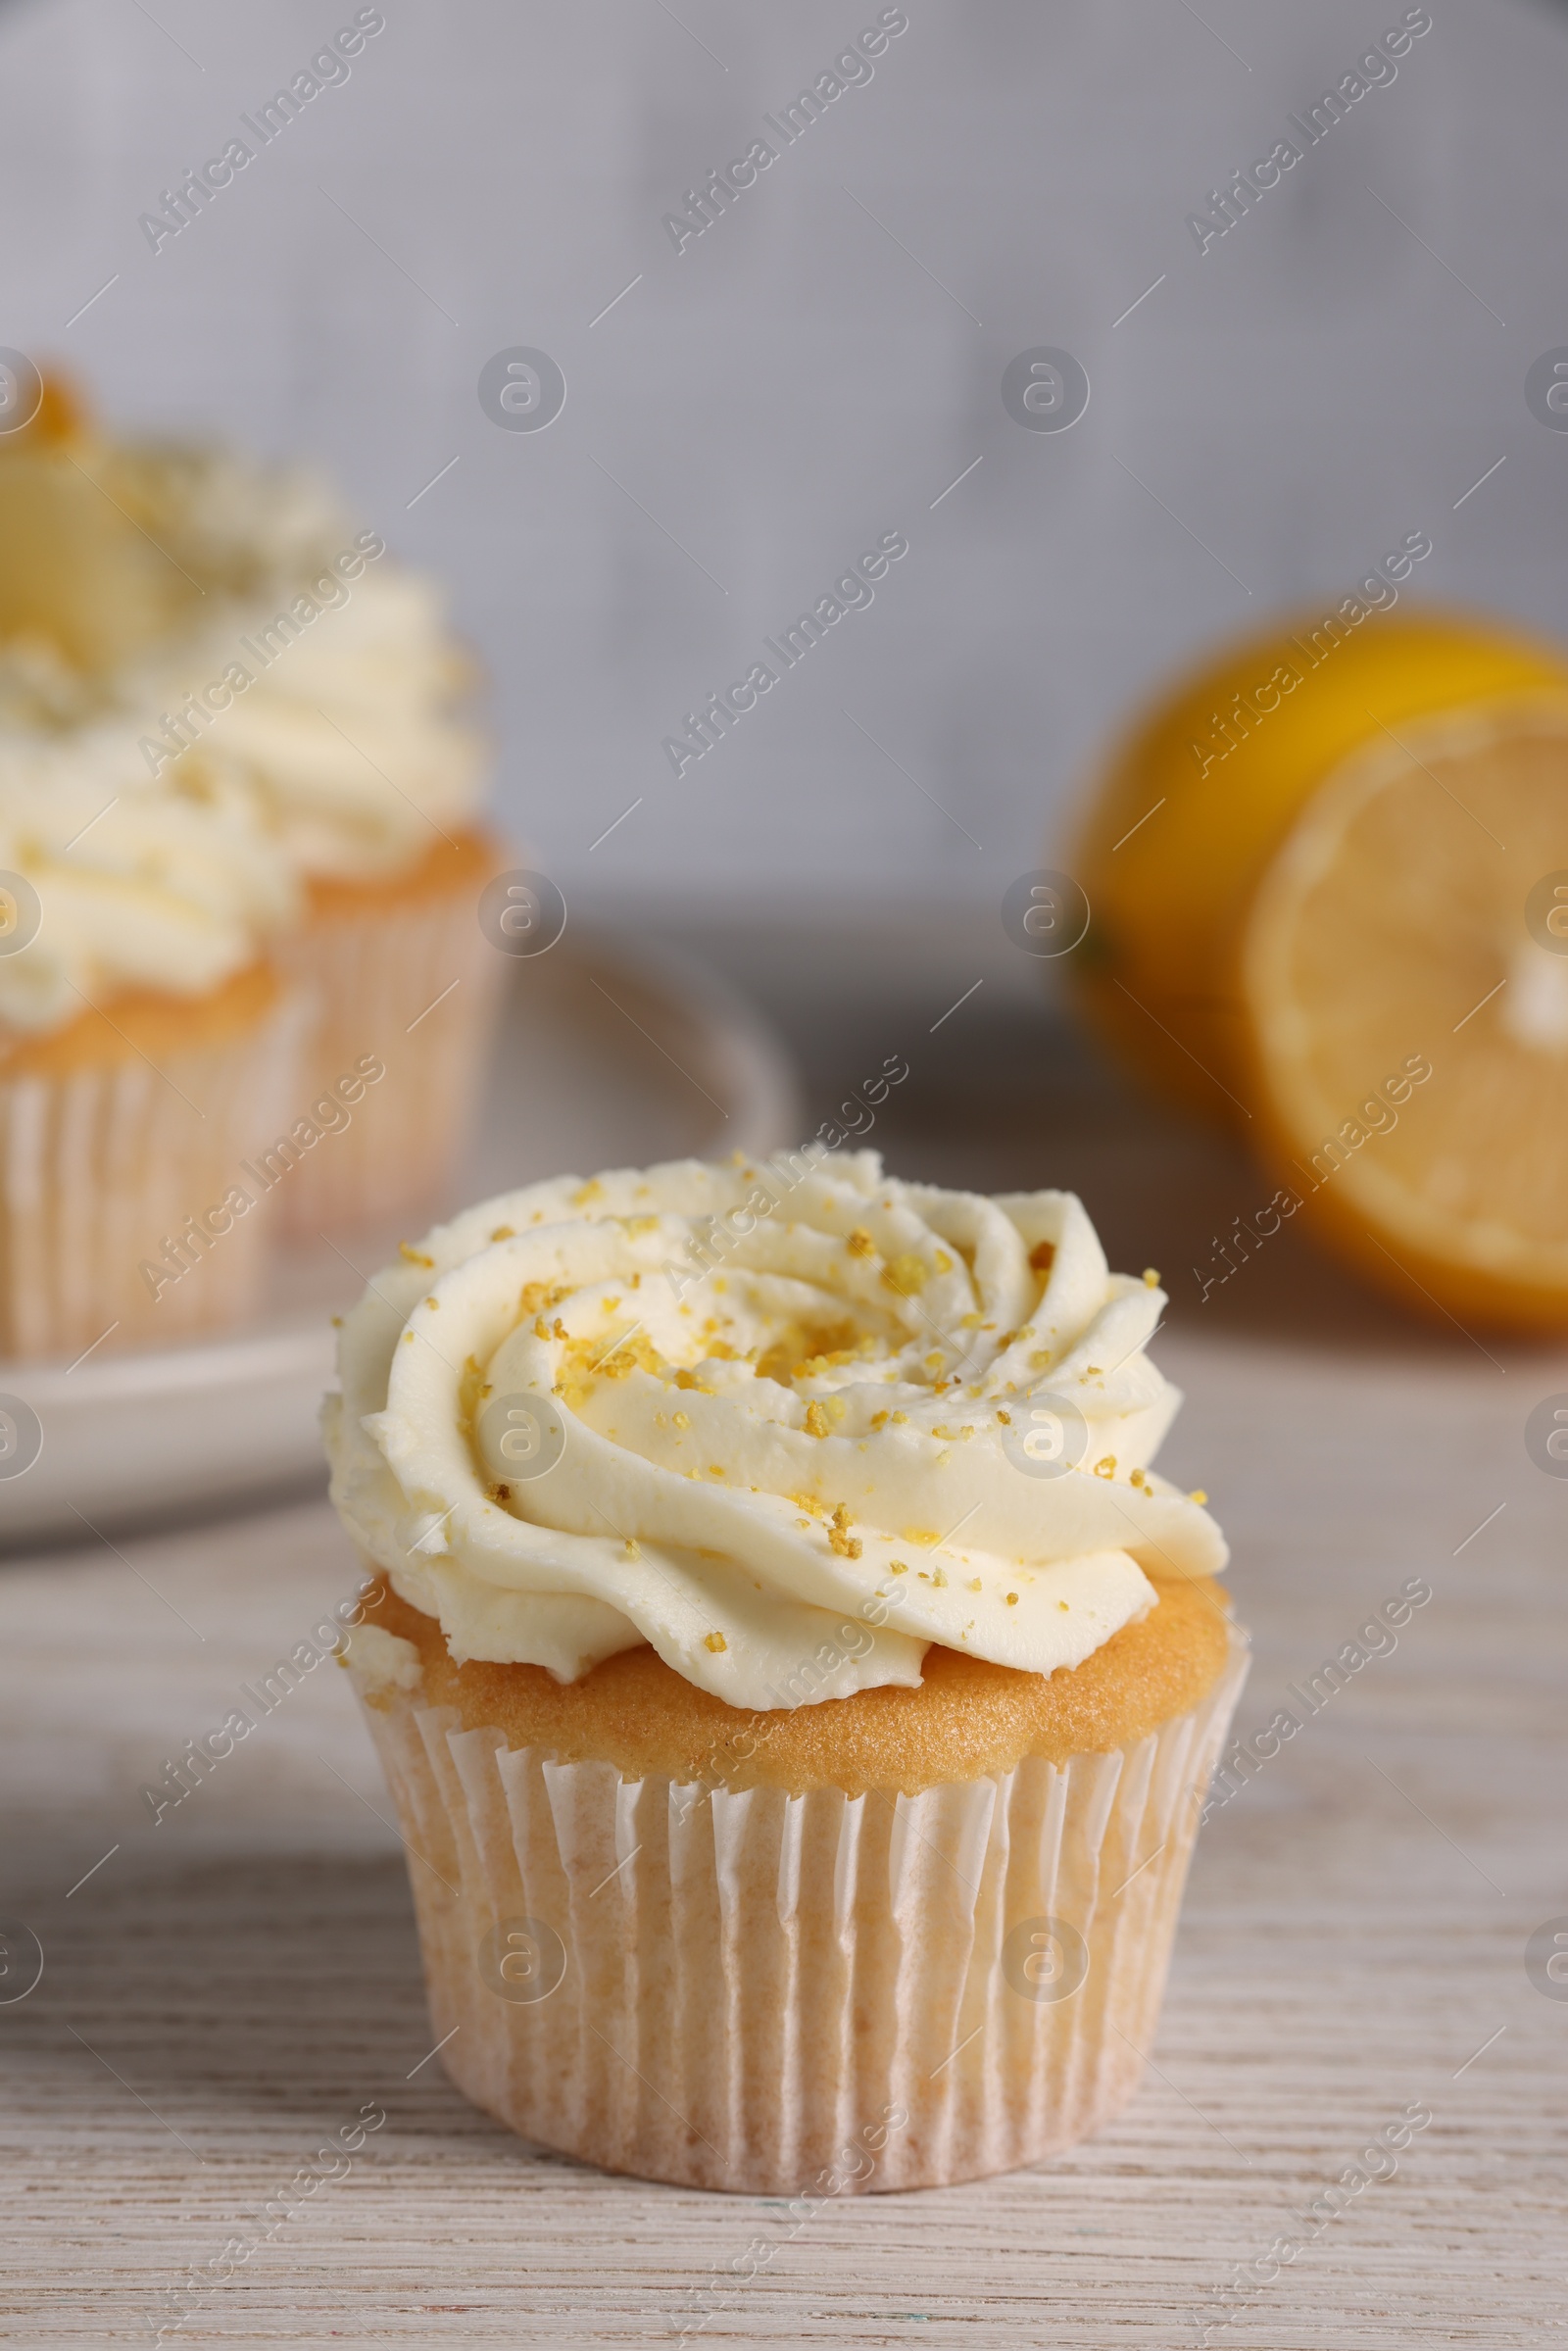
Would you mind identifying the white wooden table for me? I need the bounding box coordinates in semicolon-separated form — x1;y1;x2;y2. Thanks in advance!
3;975;1565;2348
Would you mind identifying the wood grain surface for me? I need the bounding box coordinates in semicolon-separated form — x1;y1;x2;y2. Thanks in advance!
2;993;1565;2348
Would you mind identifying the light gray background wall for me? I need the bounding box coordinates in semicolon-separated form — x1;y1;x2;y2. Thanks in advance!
1;0;1564;913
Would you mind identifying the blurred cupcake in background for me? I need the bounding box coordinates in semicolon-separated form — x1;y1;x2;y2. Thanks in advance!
0;378;510;1247
0;721;300;1361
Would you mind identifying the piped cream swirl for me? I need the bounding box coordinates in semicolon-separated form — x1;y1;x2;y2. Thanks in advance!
324;1152;1226;1709
0;724;297;1033
0;429;487;887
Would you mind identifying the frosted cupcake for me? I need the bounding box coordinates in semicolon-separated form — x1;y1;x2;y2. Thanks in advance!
0;722;300;1360
0;389;507;1242
325;1150;1247;2192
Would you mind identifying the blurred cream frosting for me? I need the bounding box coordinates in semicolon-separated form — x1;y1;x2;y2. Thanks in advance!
0;402;488;991
0;721;296;1032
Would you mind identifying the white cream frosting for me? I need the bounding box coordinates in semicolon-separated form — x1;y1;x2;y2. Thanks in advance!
126;563;487;881
0;722;297;1033
324;1152;1227;1709
0;434;488;886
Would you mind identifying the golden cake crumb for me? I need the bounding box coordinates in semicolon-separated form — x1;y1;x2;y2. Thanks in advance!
356;1571;1234;1798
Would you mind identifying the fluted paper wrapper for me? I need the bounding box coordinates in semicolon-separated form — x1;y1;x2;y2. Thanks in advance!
276;885;505;1240
0;990;304;1363
352;1623;1248;2194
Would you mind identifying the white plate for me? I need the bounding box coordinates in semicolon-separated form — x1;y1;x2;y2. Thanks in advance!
0;931;801;1549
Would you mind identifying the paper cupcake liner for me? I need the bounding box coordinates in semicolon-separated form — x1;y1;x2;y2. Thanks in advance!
275;884;506;1241
351;1622;1249;2194
0;989;305;1363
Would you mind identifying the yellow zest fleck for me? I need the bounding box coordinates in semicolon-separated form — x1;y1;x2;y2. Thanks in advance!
996;1408;1011;1426
882;1252;931;1298
671;1410;691;1431
673;1368;714;1392
490;1224;514;1243
330;1314;342;1328
889;1561;907;1576
805;1400;830;1439
967;1578;983;1592
1029;1239;1055;1274
624;1540;640;1559
891;1411;908;1425
571;1179;605;1207
903;1528;940;1547
1028;1350;1052;1370
870;1410;889;1431
847;1227;876;1258
1094;1455;1116;1478
924;1352;946;1373
932;1425;953;1442
1005;1592;1019;1605
399;1241;435;1268
402;1330;415;1345
827;1504;863;1561
1058;1598;1070;1611
704;1632;727;1653
958;1426;974;1441
931;1567;948;1588
709;1464;725;1478
1189;1489;1208;1505
1144;1267;1160;1287
424;1296;440;1311
1129;1467;1148;1490
621;1215;659;1236
934;1249;953;1273
960;1311;985;1329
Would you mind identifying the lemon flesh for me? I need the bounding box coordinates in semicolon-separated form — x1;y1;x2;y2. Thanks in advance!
1242;700;1568;1333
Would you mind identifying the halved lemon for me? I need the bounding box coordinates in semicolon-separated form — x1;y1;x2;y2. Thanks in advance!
1073;611;1568;1124
1072;610;1568;1331
1240;698;1568;1333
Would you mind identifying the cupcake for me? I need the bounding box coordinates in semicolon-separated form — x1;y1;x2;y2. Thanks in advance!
325;1151;1246;2193
0;721;301;1360
0;387;508;1243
